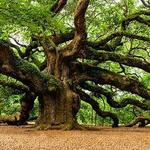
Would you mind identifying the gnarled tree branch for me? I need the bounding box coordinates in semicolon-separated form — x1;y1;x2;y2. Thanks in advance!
80;83;150;110
82;48;150;73
72;62;150;100
0;80;29;92
0;41;60;93
51;0;68;14
126;116;150;127
122;10;150;28
87;32;150;49
64;0;89;58
76;88;119;127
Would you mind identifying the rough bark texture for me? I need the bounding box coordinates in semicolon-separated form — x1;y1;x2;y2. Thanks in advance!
36;84;80;130
19;92;36;125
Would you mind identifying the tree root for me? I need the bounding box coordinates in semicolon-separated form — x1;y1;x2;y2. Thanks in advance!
34;122;87;131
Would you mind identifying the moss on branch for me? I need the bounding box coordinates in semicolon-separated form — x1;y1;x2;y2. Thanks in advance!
0;42;61;93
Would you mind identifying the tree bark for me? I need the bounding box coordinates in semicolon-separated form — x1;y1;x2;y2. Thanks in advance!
18;92;36;125
36;84;80;130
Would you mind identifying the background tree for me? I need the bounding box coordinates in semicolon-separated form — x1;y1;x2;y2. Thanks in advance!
0;0;150;129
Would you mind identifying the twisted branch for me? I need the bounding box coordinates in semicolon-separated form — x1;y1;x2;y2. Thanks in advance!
80;83;150;110
76;88;119;127
64;0;89;58
82;48;150;73
87;32;150;49
72;62;150;100
51;0;68;14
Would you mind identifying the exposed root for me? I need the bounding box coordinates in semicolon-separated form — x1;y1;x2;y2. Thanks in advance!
34;121;87;131
36;124;52;130
61;122;86;131
61;124;74;131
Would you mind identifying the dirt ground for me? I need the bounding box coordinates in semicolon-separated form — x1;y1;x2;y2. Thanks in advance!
0;125;150;150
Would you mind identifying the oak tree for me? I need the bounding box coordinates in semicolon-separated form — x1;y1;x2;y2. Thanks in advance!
0;0;150;129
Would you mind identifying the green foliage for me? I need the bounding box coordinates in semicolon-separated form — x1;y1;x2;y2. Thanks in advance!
0;86;22;116
0;0;66;39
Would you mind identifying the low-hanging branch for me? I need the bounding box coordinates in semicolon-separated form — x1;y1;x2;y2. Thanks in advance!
76;88;119;127
19;92;36;125
0;117;20;125
82;48;150;73
80;82;150;110
72;62;150;100
0;91;36;126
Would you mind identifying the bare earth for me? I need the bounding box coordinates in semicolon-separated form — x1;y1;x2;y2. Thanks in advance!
0;125;150;150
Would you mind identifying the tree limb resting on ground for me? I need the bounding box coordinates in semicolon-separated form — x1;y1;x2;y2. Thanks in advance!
126;116;150;127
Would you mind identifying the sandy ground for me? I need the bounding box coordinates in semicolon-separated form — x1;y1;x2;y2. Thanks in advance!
0;125;150;150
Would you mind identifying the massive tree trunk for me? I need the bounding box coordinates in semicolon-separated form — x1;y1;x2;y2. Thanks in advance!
36;84;80;130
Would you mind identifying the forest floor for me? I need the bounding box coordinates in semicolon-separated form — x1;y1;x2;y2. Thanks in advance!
0;125;150;150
